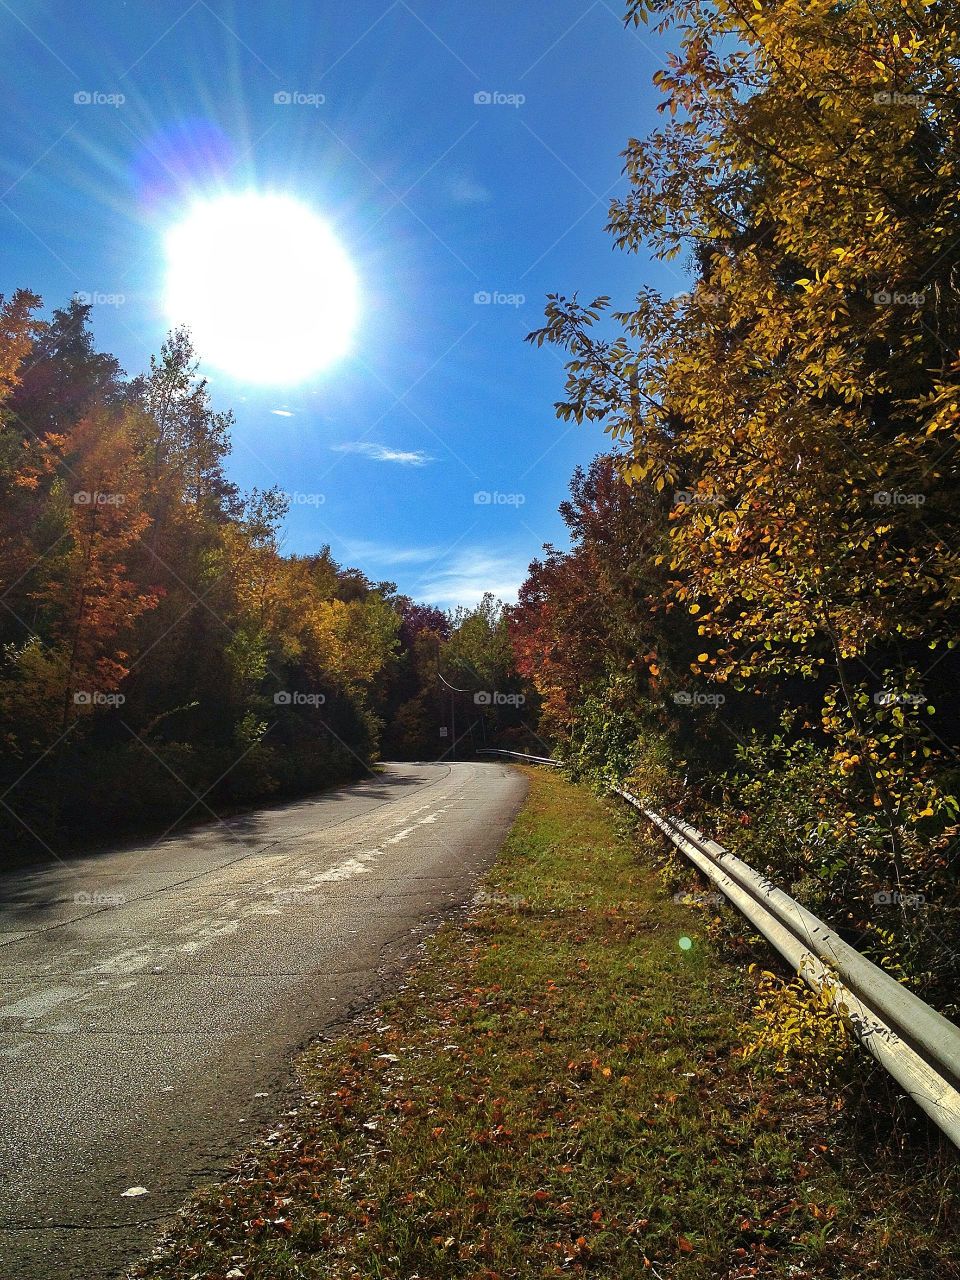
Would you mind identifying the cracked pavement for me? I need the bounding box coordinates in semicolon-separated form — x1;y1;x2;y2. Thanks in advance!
0;760;527;1280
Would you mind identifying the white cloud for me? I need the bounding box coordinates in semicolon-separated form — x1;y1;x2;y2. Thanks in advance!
271;408;294;417
338;543;528;610
341;541;443;567
331;442;434;466
445;169;493;205
414;548;527;610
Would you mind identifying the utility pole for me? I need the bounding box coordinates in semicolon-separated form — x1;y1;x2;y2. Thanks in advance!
438;665;472;762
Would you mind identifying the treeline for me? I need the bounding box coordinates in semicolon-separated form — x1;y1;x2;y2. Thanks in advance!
0;296;526;861
510;0;960;1009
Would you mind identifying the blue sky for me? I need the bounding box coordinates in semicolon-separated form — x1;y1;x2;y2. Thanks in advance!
1;0;689;609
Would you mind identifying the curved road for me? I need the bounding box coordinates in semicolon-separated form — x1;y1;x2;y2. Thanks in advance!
0;760;527;1280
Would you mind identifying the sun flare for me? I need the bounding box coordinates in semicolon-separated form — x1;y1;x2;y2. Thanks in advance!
163;192;358;385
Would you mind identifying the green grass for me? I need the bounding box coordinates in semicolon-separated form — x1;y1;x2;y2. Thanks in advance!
130;767;960;1279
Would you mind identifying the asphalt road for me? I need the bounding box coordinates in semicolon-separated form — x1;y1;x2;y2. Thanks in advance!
0;760;527;1280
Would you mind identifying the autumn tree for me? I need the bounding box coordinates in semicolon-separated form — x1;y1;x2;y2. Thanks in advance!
0;299;455;853
511;456;704;778
35;406;157;726
9;296;125;437
380;601;450;759
523;0;960;992
0;290;42;401
0;290;63;604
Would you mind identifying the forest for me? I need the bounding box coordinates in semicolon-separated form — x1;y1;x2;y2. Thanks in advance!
508;0;960;1011
0;298;528;860
2;0;958;1023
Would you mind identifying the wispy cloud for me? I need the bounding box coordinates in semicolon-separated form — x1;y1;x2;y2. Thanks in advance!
271;408;294;417
446;170;493;205
338;542;529;610
332;442;435;466
340;541;443;567
415;548;528;610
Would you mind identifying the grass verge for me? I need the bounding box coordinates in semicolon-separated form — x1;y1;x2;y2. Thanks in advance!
130;766;960;1280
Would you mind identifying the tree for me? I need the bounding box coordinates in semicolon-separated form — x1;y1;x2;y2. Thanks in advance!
8;297;125;438
527;0;960;848
380;600;451;760
520;0;960;995
0;300;527;854
0;290;42;402
443;594;531;750
0;290;64;606
129;325;239;554
35;405;157;730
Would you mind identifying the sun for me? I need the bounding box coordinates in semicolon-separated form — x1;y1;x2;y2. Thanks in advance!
163;192;358;385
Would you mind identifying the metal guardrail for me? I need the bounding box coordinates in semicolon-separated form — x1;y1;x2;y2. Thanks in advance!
638;804;960;1086
477;749;559;767
478;748;960;1150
